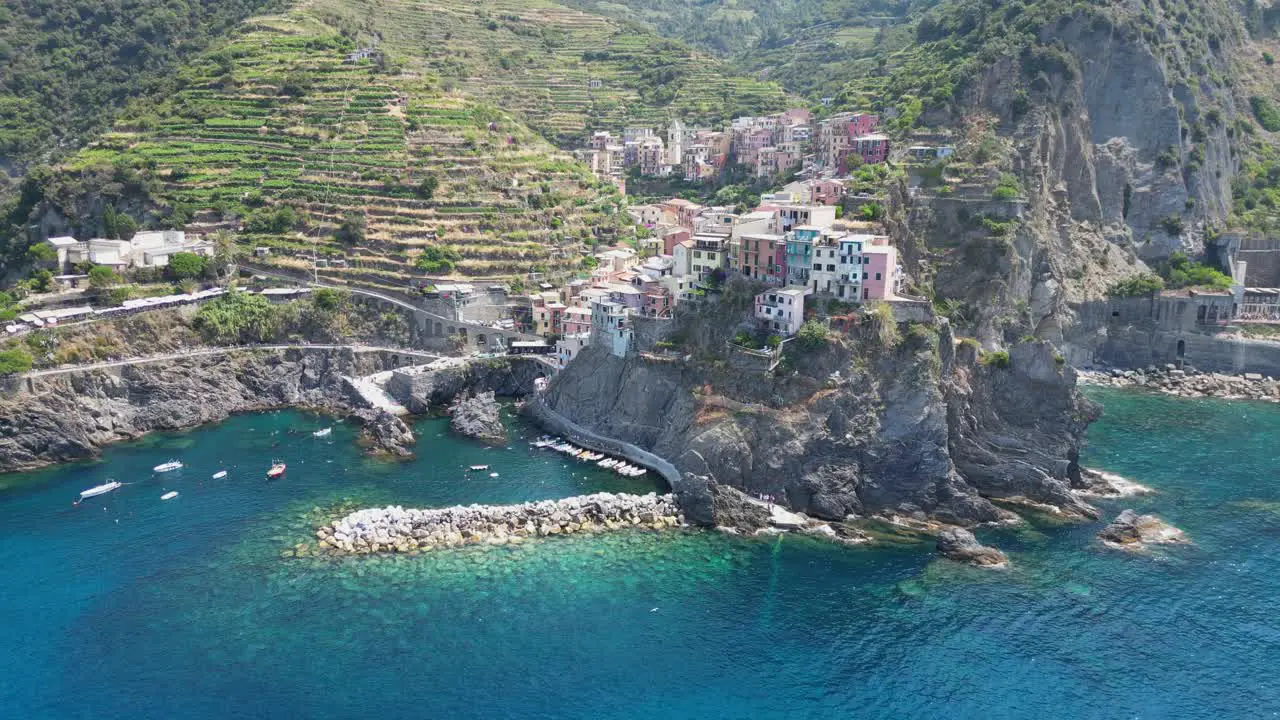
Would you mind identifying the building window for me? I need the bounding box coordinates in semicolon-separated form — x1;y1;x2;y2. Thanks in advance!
875;272;881;280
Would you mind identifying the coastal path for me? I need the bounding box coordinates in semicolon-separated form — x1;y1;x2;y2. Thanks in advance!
23;344;444;379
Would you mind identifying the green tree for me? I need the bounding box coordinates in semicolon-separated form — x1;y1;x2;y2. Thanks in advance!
416;174;439;200
28;269;54;293
312;287;349;311
26;242;56;264
335;213;366;245
166;252;207;280
795;320;829;350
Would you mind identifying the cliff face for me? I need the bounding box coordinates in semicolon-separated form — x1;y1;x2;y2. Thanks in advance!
0;348;397;473
896;6;1249;346
541;310;1097;526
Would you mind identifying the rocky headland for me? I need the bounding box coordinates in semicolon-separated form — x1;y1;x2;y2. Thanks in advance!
312;492;682;556
1097;509;1189;551
538;283;1099;530
1081;366;1280;403
936;528;1009;569
448;390;507;445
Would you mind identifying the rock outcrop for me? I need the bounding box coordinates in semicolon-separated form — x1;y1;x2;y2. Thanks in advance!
312;492;681;556
1082;366;1280;403
448;390;507;445
352;408;416;458
1097;509;1189;550
936;528;1009;569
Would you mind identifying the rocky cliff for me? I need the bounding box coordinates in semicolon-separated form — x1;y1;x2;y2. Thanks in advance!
540;294;1097;527
0;348;401;473
894;2;1255;347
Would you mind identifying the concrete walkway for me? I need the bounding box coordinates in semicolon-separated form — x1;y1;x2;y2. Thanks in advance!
343;369;409;415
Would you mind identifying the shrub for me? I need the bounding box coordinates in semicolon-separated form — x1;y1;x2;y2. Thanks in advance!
88;265;120;289
980;350;1010;368
867;302;897;347
1251;96;1280;132
1160;252;1233;291
795;320;829;350
1266;52;1276;66
0;348;33;375
1107;273;1165;297
193;290;282;344
313;288;349;311
417;175;439;200
1160;215;1184;236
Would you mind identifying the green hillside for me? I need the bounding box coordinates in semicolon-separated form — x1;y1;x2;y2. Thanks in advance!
556;0;931;101
0;0;281;168
307;0;792;145
61;10;628;286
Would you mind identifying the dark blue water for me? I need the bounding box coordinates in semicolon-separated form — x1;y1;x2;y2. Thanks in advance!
1;392;1278;719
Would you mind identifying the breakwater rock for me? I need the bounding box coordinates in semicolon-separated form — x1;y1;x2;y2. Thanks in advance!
1081;366;1280;402
314;492;682;555
449;390;507;445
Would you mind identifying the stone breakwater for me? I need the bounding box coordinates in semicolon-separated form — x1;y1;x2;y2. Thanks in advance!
1081;366;1280;402
314;492;682;555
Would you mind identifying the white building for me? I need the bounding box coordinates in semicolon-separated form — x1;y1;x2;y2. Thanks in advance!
755;286;810;336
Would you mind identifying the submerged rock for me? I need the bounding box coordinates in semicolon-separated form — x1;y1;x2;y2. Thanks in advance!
1097;509;1188;550
449;390;507;445
936;528;1009;568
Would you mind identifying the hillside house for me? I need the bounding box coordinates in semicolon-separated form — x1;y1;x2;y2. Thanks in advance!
755;286;810;336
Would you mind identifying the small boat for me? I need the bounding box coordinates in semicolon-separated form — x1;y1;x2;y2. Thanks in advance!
266;462;286;479
598;459;616;468
313;427;332;438
161;491;179;501
469;465;489;471
79;481;122;500
489;472;499;478
153;460;183;473
212;470;228;479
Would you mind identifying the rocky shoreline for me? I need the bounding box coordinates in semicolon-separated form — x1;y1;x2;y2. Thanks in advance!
1080;366;1280;403
313;492;682;556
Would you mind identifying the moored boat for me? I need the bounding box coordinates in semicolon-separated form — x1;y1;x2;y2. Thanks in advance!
266;462;286;479
212;470;228;479
313;427;332;438
78;480;122;500
161;491;178;500
469;465;489;471
153;460;183;473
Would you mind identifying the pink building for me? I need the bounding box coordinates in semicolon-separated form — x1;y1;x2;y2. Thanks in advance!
809;179;846;206
859;244;899;301
662;227;691;255
660;198;704;228
846;134;890;169
563;306;593;335
738;233;787;284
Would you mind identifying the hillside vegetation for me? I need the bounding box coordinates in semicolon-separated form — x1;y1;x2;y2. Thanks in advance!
0;0;280;169
47;10;629;286
306;0;791;146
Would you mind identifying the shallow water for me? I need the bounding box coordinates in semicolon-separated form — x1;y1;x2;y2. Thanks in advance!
2;391;1278;718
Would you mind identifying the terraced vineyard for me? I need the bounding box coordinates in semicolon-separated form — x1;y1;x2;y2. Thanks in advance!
308;0;791;145
74;11;624;286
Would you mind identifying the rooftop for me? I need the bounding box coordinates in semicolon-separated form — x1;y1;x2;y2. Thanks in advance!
45;236;82;247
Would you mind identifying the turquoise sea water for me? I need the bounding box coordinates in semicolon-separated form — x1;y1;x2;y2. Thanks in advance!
1;392;1278;719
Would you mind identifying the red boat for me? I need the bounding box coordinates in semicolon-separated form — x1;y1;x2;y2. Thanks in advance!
266;461;286;479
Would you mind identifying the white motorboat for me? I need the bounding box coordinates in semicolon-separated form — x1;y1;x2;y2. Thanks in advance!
489;472;500;478
153;460;183;473
469;465;489;471
313;427;332;438
212;470;228;479
161;491;179;500
79;481;122;500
